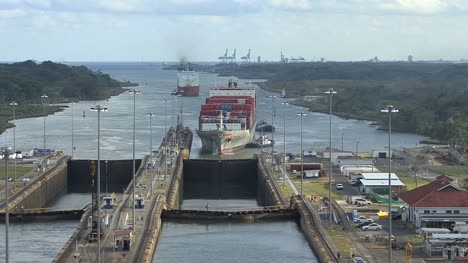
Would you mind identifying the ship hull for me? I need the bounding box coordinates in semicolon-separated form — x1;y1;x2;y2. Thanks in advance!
196;128;255;154
177;86;200;96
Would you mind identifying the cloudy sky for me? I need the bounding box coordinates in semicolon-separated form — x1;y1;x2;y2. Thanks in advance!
1;0;468;62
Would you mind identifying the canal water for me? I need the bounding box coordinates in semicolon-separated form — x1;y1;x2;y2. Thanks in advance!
155;199;319;262
154;220;318;263
0;62;426;261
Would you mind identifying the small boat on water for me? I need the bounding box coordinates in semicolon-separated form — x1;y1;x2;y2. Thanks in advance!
255;120;275;132
280;88;286;98
246;135;274;148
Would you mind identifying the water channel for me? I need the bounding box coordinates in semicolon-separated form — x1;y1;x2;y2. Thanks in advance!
0;62;425;261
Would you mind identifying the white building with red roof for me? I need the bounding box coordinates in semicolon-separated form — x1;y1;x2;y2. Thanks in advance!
398;175;468;228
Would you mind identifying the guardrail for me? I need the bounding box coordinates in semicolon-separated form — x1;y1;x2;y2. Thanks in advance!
293;195;340;263
257;154;286;206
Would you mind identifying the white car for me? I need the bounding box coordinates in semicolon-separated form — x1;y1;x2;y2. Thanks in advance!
362;223;382;231
22;177;30;183
353;216;368;223
357;199;372;206
336;184;344;190
353;256;365;263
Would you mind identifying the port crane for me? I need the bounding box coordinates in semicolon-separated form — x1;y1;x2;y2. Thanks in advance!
218;49;228;63
227;49;236;63
280;52;288;63
241;49;251;63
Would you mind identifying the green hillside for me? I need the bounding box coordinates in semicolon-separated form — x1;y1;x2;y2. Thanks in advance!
0;60;136;133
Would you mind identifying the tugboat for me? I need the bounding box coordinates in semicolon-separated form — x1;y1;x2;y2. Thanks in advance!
255;120;275;132
246;135;275;148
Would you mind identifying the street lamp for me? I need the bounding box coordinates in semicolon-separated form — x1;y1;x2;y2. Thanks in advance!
163;99;169;178
282;100;288;186
381;104;399;263
41;95;48;169
341;133;344;151
325;88;337;225
105;160;108;195
3;147;11;263
268;95;276;163
147;112;156;197
129;89;141;230
355;141;360;160
10;101;18;188
170;98;178;147
297;112;306;196
90;105;107;263
71;102;75;159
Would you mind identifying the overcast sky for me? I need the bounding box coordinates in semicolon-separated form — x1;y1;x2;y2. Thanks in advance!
1;0;468;62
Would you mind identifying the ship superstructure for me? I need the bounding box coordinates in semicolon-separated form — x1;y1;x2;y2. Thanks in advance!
196;79;256;154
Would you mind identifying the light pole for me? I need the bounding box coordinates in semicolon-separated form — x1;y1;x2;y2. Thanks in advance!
171;98;176;130
3;147;11;263
341;133;344;151
10;101;17;188
381;104;398;263
41;94;48;169
325;88;337;225
297;112;306;196
171;98;177;147
129;89;141;230
71;102;75;159
282;100;288;186
268;95;276;163
163;99;169;178
259;101;266;153
355;141;360;160
105;160;108;195
90;105;107;263
147;112;156;197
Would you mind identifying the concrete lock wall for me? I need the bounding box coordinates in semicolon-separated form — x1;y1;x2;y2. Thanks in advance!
183;159;258;200
14;157;69;209
67;159;139;193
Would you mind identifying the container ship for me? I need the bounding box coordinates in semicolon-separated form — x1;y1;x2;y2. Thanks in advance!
177;63;200;96
196;79;256;154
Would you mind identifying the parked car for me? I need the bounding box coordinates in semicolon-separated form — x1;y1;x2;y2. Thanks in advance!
22;177;30;183
351;180;360;186
336;184;344;190
353;216;368;223
357;221;374;228
391;211;402;220
353;198;367;205
362;223;382;231
357;199;372;206
353;256;365;263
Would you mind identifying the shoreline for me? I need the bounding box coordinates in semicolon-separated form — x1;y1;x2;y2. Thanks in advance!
0;87;133;136
254;81;433;146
